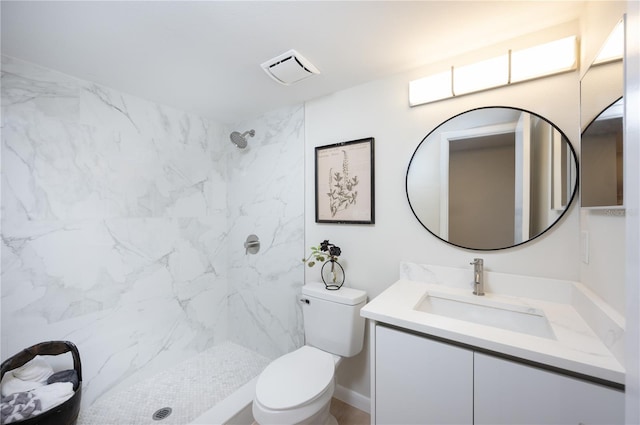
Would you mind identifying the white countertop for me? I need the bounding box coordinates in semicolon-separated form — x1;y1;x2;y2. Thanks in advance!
361;278;625;385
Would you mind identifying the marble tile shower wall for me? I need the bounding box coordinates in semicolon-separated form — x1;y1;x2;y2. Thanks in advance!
227;105;305;360
1;56;230;406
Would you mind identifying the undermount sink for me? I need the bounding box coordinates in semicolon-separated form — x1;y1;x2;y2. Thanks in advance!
414;292;556;340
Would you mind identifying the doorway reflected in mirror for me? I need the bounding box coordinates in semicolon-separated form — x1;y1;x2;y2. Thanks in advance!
406;107;578;251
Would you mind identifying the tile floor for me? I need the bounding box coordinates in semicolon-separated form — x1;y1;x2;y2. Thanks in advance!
330;398;371;425
76;341;370;425
251;398;370;425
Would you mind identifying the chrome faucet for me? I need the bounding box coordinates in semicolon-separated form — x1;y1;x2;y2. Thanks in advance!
470;258;485;296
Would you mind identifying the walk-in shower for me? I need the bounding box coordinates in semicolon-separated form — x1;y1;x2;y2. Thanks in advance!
230;129;255;149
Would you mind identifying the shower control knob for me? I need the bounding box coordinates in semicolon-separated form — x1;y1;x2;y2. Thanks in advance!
244;234;260;255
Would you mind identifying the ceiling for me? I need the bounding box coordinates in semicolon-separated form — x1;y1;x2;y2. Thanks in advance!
1;1;585;124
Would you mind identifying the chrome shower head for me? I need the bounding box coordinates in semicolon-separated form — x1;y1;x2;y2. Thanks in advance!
229;129;255;149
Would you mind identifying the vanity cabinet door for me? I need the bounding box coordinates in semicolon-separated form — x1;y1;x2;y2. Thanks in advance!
474;352;624;425
375;326;473;424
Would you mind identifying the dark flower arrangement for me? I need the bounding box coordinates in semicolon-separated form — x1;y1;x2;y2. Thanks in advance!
302;240;342;267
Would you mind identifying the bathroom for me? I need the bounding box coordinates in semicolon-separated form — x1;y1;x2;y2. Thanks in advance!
1;1;639;424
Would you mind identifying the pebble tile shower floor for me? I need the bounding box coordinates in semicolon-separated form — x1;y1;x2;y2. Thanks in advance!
77;342;270;425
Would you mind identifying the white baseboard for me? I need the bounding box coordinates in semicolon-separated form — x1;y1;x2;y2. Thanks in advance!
334;384;371;414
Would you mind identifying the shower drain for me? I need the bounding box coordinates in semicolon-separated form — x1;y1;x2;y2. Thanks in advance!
152;407;172;421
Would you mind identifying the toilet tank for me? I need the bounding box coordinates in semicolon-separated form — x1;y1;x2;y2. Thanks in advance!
301;282;367;357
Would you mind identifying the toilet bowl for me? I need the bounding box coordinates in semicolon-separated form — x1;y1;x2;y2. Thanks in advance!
252;346;340;425
252;282;367;425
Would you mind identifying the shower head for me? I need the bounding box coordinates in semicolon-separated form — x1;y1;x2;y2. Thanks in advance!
229;129;255;149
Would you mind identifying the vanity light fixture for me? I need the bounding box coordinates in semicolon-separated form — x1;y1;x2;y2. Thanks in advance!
453;54;509;95
409;35;578;106
408;69;453;105
510;36;577;83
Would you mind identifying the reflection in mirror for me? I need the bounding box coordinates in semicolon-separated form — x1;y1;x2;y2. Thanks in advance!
406;107;578;251
581;98;623;207
580;19;624;208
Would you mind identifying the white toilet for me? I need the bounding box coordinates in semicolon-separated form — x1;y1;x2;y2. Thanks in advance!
252;282;367;425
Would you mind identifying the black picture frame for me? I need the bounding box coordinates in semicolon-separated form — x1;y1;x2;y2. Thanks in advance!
315;137;375;224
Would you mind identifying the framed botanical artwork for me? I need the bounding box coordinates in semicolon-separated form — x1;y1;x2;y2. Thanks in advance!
315;137;375;224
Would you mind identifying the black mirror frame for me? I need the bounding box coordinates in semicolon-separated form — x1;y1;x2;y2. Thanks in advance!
405;106;579;251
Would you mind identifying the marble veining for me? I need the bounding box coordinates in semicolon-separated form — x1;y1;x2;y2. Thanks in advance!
227;104;306;360
1;55;304;408
363;261;626;384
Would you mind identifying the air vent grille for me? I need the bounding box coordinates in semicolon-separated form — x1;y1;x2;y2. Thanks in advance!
261;49;320;85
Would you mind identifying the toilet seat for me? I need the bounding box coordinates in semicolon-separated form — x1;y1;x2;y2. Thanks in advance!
255;346;335;410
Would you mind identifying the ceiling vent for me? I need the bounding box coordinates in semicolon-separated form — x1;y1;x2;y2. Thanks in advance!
260;49;320;85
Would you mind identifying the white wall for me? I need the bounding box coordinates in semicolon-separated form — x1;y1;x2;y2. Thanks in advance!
625;0;640;421
0;57;307;407
1;56;230;406
304;15;626;401
227;105;305;360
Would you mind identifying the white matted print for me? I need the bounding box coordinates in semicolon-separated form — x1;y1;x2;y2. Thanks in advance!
315;138;375;224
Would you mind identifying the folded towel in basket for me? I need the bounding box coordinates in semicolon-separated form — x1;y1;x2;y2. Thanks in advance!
1;356;53;397
47;369;79;391
1;382;74;424
31;382;74;412
1;390;42;424
9;356;53;384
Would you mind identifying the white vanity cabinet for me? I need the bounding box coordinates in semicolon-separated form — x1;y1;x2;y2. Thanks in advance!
373;325;624;425
375;325;473;424
474;352;624;425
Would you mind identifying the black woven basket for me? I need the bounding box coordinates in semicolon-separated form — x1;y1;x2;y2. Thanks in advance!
1;341;82;425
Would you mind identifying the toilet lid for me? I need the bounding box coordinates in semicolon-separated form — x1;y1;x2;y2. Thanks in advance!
255;346;335;410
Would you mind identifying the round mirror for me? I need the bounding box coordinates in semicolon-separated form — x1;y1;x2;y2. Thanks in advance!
406;107;578;251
